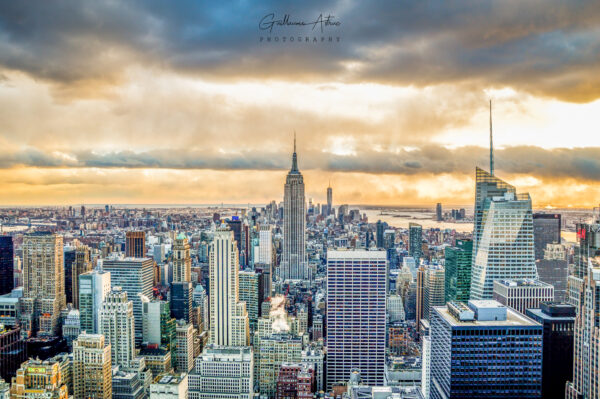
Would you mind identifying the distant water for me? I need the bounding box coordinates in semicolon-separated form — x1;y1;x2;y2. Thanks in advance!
360;208;473;232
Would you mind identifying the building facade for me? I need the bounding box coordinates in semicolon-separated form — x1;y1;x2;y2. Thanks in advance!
430;300;542;399
0;236;13;296
79;269;111;334
73;333;112;399
444;239;472;303
492;279;554;314
326;250;387;389
100;288;136;368
281;137;308;281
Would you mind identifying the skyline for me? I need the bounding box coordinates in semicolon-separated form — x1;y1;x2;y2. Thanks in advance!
1;1;600;207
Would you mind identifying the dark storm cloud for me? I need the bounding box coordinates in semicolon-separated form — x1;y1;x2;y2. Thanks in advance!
1;0;599;101
3;145;600;182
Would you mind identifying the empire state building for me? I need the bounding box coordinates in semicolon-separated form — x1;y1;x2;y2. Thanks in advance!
281;135;308;281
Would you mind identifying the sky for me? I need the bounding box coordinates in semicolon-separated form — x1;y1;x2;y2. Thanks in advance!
1;1;600;207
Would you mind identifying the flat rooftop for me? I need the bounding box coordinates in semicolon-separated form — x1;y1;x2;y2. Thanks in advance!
434;305;539;327
327;249;387;259
495;279;553;288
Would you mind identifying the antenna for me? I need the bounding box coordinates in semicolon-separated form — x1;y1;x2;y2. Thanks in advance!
294;130;296;153
489;99;494;176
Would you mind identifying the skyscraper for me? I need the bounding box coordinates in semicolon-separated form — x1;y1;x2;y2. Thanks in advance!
126;231;146;258
532;213;561;260
526;302;575;399
0;236;13;296
257;225;273;266
70;245;92;308
209;227;249;347
172;234;191;283
103;258;154;345
566;268;600;398
239;270;262;331
100;288;136;368
470;170;538;299
430;300;543;399
436;203;442;222
20;232;66;337
79;269;111;335
73;333;112;399
444;239;473;303
281;135;308;281
326;250;387;388
492;279;554;314
423;266;445;321
326;182;333;216
175;320;194;373
408;223;422;261
143;300;177;369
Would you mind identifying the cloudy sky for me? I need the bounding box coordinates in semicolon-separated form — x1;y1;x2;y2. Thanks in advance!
1;0;599;207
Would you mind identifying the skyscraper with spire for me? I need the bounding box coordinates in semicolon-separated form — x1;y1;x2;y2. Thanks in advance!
470;102;538;299
281;134;308;281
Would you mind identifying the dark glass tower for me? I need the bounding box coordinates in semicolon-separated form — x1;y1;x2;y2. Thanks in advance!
526;302;575;399
533;213;561;260
0;236;14;295
444;239;473;303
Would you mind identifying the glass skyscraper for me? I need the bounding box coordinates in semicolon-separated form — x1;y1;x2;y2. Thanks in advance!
444;239;472;303
326;250;387;389
0;236;13;296
470;168;538;300
408;223;423;261
430;300;542;399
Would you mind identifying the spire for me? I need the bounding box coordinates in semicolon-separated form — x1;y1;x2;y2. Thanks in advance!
489;99;494;176
291;131;298;172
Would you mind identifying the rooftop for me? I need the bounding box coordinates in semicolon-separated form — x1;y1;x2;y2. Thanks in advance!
494;279;553;288
436;301;539;328
327;249;387;259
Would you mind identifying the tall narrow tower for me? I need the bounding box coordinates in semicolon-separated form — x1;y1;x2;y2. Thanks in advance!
281;134;308;281
209;226;249;346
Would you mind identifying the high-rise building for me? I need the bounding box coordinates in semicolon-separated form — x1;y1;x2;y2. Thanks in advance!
226;218;243;257
416;266;425;323
423;266;445;321
301;348;324;393
408;223;423;261
126;231;146;258
209;227;249;347
0;325;26;382
20;232;66;337
192;285;209;333
388;294;405;323
537;243;569;301
64;245;92;308
526;302;575;399
150;372;188;399
142;300;177;369
0;236;14;296
566;268;600;398
326;183;333;216
172;234;191;283
281;136;308;281
188;345;253;399
573;220;600;279
176;320;194;373
10;358;68;399
326;250;387;388
376;220;385;249
444;239;472;303
239;270;263;331
170;281;193;323
436;203;442;222
100;288;136;368
257;225;273;266
103;258;154;345
532;213;561;261
421;335;431;399
492;279;554;314
111;368;146;399
258;333;302;398
73;333;112;399
430;300;543;399
470;170;538;300
79;269;111;335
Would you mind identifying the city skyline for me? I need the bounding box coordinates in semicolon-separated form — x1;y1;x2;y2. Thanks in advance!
0;2;600;207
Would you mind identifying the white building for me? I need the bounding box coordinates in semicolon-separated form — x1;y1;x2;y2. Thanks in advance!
100;288;136;368
421;335;431;399
257;225;273;266
79;269;111;334
209;227;249;347
150;373;188;399
188;345;253;399
388;295;406;323
73;333;112;399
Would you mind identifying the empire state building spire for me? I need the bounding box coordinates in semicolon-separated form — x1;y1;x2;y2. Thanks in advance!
291;131;298;172
489;99;494;176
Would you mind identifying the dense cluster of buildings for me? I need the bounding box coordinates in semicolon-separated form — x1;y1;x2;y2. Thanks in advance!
0;139;597;399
